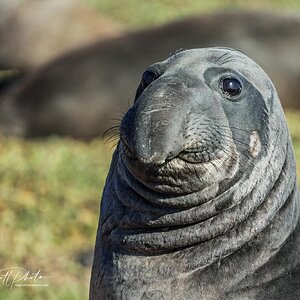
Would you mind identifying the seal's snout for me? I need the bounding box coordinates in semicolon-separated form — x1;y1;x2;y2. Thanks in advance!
120;79;189;166
122;112;184;166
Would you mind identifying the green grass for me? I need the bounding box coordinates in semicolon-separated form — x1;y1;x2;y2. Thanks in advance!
86;0;300;28
0;137;112;299
0;112;299;299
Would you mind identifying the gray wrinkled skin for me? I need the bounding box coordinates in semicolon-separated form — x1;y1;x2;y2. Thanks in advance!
90;48;300;300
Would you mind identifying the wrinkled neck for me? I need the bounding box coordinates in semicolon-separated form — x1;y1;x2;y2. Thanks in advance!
102;131;298;264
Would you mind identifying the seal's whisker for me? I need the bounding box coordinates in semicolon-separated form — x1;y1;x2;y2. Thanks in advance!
102;126;120;140
109;141;120;151
106;137;119;148
105;133;120;145
106;132;120;140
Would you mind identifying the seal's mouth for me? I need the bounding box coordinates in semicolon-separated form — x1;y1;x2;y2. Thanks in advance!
120;138;225;166
118;137;240;195
176;148;224;164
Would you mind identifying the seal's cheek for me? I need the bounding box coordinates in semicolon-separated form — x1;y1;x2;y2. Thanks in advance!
249;131;261;157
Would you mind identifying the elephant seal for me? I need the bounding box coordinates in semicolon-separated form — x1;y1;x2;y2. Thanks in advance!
90;47;300;300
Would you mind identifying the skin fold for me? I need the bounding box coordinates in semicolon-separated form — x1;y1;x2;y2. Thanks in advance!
90;48;300;300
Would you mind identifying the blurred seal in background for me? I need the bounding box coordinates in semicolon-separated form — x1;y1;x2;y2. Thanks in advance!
0;10;300;138
0;0;121;69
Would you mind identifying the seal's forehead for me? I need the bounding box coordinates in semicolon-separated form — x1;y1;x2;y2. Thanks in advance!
167;47;252;70
164;47;274;101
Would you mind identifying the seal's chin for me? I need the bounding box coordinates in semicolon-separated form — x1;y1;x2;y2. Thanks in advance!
119;140;240;195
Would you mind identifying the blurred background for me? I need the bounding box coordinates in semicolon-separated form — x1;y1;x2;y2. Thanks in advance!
0;0;299;299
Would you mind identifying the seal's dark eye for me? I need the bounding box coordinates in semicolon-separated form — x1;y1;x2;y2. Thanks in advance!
221;77;242;97
141;70;157;88
134;70;159;102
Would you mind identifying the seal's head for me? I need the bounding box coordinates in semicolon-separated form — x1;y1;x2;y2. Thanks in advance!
120;47;274;196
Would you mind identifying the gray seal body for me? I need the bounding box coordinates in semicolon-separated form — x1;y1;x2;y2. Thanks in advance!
90;48;300;300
